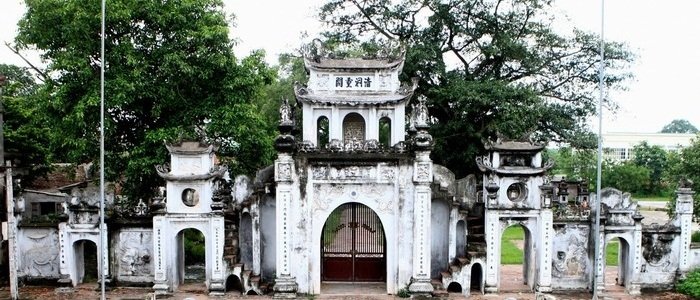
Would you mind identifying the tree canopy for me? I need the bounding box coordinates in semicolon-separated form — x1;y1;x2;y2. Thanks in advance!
14;0;276;200
0;64;52;179
631;141;667;195
661;119;698;134
319;0;634;176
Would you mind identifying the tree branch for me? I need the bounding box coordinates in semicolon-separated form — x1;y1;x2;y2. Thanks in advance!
349;0;397;40
5;42;50;83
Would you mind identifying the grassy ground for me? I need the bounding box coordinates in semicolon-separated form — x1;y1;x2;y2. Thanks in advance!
635;196;670;202
499;226;620;266
501;226;525;265
606;240;619;266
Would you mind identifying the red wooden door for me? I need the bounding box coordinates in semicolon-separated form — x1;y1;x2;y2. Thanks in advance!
321;203;386;282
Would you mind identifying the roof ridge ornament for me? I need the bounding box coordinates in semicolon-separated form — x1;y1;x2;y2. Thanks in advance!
301;39;406;65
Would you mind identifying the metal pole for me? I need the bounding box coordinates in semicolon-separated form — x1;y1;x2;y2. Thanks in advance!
0;74;5;166
5;162;17;300
99;0;107;298
592;0;605;299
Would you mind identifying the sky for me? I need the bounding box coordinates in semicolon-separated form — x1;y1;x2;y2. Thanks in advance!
1;0;699;134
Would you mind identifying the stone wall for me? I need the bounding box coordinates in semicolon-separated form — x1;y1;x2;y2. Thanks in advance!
17;226;60;280
111;227;154;285
550;223;590;290
431;198;450;278
260;194;276;282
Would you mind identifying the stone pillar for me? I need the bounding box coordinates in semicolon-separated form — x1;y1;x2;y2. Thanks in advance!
537;209;553;292
209;216;226;295
331;106;340;141
273;153;298;298
594;225;605;293
5;163;18;300
484;210;499;293
152;216;169;294
57;222;72;289
628;222;643;295
409;151;433;295
676;184;695;275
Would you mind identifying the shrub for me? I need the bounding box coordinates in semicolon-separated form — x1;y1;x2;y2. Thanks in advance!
396;288;410;298
692;231;700;243
677;268;700;298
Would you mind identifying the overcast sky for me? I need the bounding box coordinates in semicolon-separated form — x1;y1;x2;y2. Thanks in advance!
1;0;699;134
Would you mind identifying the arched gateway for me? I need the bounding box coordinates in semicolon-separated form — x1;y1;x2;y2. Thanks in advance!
321;203;386;282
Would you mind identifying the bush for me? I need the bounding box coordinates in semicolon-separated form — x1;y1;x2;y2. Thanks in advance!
183;229;206;265
692;231;700;243
677;268;700;298
602;161;651;194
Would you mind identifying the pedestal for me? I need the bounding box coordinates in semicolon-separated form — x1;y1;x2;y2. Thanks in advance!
273;277;298;299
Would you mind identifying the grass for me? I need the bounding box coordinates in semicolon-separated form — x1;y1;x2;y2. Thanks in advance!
498;226;620;266
634;196;669;202
501;226;524;265
606;240;619;266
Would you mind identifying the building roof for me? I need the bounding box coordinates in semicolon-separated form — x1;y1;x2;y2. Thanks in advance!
304;57;404;72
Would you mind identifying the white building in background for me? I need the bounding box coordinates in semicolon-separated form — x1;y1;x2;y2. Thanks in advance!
602;132;697;161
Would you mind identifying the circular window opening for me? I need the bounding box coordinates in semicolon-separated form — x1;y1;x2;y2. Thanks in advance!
506;183;527;202
182;188;199;207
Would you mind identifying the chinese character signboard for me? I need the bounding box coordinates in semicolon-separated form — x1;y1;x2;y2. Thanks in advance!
334;75;373;90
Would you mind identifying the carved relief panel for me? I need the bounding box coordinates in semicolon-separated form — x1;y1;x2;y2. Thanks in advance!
115;230;153;278
551;225;590;279
18;228;60;278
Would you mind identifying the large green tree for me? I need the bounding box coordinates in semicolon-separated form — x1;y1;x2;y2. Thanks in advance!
661;119;698;134
14;0;276;200
0;64;52;179
631;141;668;195
666;135;700;220
319;0;634;176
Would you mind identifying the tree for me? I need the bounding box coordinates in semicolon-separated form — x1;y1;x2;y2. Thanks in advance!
549;147;597;184
673;136;700;221
14;0;276;201
631;141;668;195
666;135;700;220
319;0;634;176
661;119;698;134
602;161;650;194
0;64;52;181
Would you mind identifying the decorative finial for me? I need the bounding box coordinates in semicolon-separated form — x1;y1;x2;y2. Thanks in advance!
279;98;293;126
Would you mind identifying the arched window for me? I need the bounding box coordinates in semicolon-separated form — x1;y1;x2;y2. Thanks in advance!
317;116;329;148
378;117;391;147
343;113;365;144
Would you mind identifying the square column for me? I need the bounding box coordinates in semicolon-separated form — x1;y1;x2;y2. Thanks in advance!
676;186;695;275
152;216;169;294
484;210;499;293
408;151;433;295
594;226;605;293
537;210;552;292
209;216;226;295
273;153;298;298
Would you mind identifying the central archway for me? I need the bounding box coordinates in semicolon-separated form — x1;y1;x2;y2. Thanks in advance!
321;202;386;282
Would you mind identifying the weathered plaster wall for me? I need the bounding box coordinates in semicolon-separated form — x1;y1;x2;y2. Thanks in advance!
636;230;680;287
688;246;700;268
112;228;153;284
431;198;450;278
284;162;414;294
240;212;253;269
551;223;590;289
260;194;276;282
17;226;60;279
